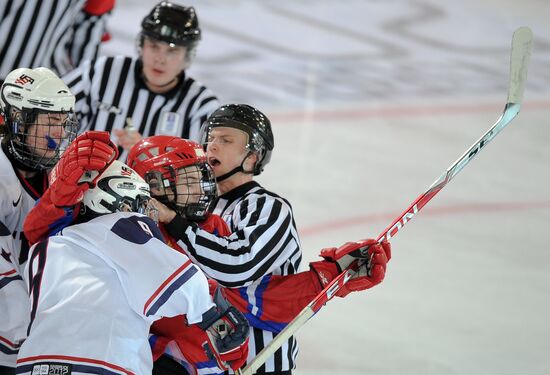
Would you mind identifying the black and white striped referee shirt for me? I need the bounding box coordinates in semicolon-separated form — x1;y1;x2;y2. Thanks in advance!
165;181;302;374
0;0;111;82
63;55;219;159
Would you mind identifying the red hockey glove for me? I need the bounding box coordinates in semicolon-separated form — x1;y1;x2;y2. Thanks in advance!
196;286;250;371
49;131;118;207
310;239;391;298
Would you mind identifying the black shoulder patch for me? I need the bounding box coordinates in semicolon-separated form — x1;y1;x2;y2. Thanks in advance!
111;215;165;245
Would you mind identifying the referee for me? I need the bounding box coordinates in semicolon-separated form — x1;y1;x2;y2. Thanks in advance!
0;0;113;85
163;104;301;375
63;1;219;160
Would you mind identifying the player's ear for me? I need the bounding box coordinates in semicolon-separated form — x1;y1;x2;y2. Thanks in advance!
244;152;258;171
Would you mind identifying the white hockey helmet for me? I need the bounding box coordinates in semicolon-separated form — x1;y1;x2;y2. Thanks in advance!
0;67;78;170
82;160;152;215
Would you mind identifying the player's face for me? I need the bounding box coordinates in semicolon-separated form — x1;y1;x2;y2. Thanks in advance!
25;113;69;160
146;166;203;207
206;127;250;178
147;175;175;201
141;37;187;93
175;166;203;205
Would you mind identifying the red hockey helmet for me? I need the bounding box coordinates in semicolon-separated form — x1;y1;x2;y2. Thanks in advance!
127;135;216;221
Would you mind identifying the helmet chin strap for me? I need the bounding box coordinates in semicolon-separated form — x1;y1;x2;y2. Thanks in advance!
215;166;243;183
215;152;254;183
4;143;40;172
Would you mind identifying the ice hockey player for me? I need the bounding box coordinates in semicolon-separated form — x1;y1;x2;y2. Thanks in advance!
0;67;79;268
0;66;81;374
16;159;250;375
125;135;391;375
140;103;391;375
23;132;391;375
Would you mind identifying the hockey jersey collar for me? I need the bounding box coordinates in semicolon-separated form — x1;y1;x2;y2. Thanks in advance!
216;181;260;203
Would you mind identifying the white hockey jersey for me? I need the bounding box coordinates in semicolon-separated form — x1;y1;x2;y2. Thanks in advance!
0;144;40;270
0;223;30;368
17;212;215;375
0;144;41;367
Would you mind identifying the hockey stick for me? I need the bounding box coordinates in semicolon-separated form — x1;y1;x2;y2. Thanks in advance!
235;26;532;375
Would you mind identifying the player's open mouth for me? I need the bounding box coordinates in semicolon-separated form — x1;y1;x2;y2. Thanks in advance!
208;157;221;167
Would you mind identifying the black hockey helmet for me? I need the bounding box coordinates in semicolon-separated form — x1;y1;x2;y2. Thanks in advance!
201;104;274;175
141;1;201;48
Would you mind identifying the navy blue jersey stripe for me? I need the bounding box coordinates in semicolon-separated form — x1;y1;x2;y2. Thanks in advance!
146;266;198;316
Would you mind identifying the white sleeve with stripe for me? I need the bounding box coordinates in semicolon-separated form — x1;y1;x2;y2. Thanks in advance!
71;213;215;324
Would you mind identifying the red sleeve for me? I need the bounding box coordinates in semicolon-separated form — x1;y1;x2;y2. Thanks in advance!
152;213;323;366
150;283;221;369
161;213;323;325
83;0;115;15
151;316;212;365
224;271;323;325
23;188;79;246
199;214;231;236
151;276;321;370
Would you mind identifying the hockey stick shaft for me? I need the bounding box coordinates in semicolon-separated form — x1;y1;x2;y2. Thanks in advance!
236;27;532;375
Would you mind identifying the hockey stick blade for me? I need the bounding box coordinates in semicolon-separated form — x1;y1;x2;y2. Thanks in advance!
507;26;532;105
235;27;532;375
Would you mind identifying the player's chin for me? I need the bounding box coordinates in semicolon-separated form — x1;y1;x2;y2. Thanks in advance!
210;164;223;177
144;69;168;84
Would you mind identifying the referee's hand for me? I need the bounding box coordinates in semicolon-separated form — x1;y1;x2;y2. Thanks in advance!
114;127;142;152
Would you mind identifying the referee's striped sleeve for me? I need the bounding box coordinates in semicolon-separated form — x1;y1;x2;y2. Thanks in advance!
167;194;300;287
67;11;110;69
184;86;220;142
0;1;109;80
